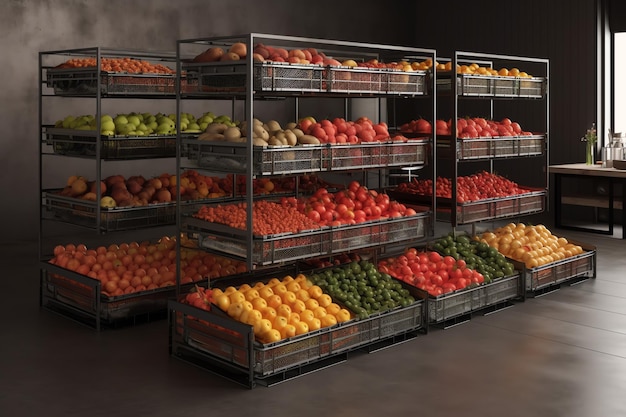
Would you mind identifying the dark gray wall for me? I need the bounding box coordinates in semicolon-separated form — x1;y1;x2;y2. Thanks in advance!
0;0;599;243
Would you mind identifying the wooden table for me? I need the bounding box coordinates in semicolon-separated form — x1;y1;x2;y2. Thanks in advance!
549;163;626;238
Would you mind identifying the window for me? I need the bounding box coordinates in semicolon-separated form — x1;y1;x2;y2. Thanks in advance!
615;33;626;134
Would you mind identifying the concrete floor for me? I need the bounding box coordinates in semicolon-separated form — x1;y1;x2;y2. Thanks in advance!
2;224;626;417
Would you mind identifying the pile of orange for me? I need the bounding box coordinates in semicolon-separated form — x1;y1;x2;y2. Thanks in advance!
479;223;584;269
433;61;533;77
212;274;352;344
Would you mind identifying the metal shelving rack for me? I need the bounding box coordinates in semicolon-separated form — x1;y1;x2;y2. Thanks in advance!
438;51;550;229
170;33;437;386
38;47;179;330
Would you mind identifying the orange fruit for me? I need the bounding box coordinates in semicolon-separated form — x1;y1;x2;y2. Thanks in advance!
313;306;327;319
273;283;288;296
239;283;251;292
227;302;244;319
288;312;300;324
286;281;301;293
246;309;263;325
262;306;277;321
306;317;321;331
211;288;224;298
258;286;274;299
291;299;306;314
254;318;273;337
282;324;296;339
326;303;341;316
267;294;283;309
241;300;253;313
281;291;297;305
252;281;265;290
273;315;289;331
300;309;315;323
336;308;352;323
307;285;323;299
244;287;260;298
498;68;509;76
316;293;332;308
305;298;319;311
267;278;281;287
296;289;310;302
251;297;268;310
294;321;309;335
229;291;246;304
262;329;282;344
281;275;295;283
214;294;230;311
223;286;237;295
276;304;292;318
321;314;337;328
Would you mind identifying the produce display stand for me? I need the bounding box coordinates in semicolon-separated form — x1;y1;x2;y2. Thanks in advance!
38;47;181;329
171;33;436;383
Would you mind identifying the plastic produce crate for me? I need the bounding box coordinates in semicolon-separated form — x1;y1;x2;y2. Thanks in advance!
183;139;324;175
45;127;176;159
438;135;545;160
328;213;428;253
416;273;522;323
169;295;424;387
454;189;546;223
511;242;597;293
41;267;174;330
184;61;325;94
46;68;177;96
44;191;210;232
436;72;546;98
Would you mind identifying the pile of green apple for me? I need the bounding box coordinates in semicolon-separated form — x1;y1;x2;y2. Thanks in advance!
54;112;237;137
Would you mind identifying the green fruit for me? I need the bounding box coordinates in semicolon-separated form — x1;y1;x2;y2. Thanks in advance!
100;120;115;132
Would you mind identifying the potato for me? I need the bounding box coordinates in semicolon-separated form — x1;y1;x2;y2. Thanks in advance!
283;130;298;146
253;137;268;146
264;120;282;133
253;125;270;140
298;134;321;145
205;123;229;134
223;126;242;141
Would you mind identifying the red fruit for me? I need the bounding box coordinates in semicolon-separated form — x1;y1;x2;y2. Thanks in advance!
415;118;432;133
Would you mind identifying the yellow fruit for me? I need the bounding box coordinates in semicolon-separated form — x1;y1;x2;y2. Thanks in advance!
336;308;352;323
214;294;230;311
313;306;327;319
229;291;246;304
305;298;319;311
326;303;341;316
307;285;323;299
321;314;337;328
294;321;309;335
316;293;332;308
227;302;244;319
276;304;292;318
251;297;268;310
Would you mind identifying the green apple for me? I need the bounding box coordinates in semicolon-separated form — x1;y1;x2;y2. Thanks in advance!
101;120;115;132
127;115;141;127
62;115;76;128
114;115;128;126
187;122;200;131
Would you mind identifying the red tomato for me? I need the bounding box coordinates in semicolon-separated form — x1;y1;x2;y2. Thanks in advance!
430;274;443;286
442;282;456;293
307;210;321;222
428;251;442;263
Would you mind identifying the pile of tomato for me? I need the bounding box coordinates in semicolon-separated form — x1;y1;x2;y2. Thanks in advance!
395;171;530;203
55;57;175;74
280;181;417;226
193;200;321;235
379;248;485;297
